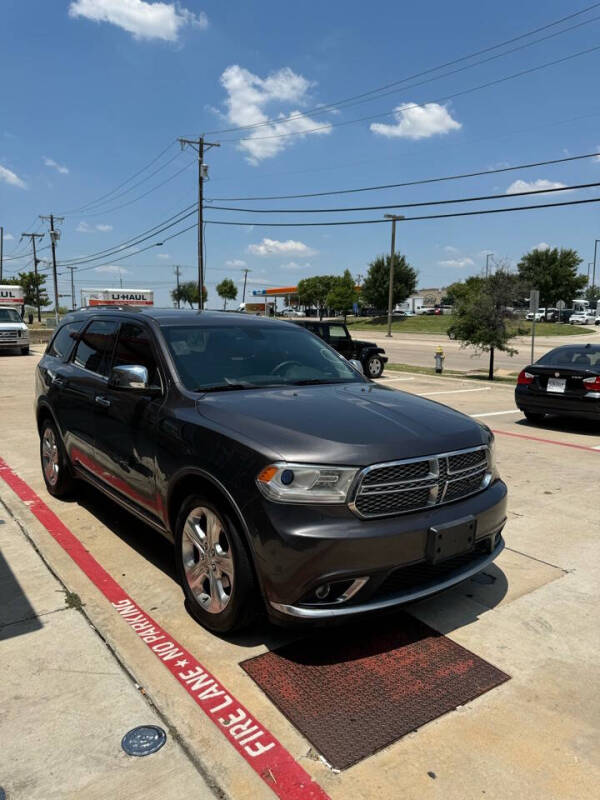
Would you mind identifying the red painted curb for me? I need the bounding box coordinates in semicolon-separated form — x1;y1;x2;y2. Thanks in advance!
491;428;600;452
0;458;330;800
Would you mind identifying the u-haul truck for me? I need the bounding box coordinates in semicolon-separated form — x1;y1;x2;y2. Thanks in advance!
81;288;154;307
0;285;30;354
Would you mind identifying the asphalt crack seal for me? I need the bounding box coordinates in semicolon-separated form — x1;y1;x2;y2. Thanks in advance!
0;457;329;800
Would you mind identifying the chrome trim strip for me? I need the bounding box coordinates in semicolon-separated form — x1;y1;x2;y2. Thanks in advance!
270;538;504;619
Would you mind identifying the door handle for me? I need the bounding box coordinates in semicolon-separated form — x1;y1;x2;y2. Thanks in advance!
95;395;111;408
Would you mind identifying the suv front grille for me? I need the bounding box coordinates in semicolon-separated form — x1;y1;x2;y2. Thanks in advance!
350;446;490;518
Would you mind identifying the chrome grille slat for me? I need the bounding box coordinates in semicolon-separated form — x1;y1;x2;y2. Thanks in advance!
350;445;490;518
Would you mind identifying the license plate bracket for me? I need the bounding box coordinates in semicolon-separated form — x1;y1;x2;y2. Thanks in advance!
427;516;477;564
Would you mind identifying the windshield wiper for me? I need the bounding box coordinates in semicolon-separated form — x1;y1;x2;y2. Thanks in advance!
290;378;351;386
194;381;288;393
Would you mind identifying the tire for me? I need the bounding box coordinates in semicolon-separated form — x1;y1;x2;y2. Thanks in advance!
365;355;384;379
524;411;545;424
175;495;257;634
21;346;29;355
39;418;75;498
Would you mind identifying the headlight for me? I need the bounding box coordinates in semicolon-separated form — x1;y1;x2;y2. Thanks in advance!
256;463;358;504
485;434;499;480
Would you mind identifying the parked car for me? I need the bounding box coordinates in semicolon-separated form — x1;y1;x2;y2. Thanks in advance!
570;310;596;325
290;319;388;378
526;308;546;322
0;306;30;355
36;308;507;633
280;307;305;317
595;314;600;326
515;343;600;423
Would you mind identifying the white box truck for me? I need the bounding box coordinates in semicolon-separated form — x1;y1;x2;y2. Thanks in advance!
0;285;30;354
81;288;154;307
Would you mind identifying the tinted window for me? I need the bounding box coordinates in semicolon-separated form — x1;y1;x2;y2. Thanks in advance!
73;320;118;376
537;346;600;368
162;323;361;391
47;321;84;360
113;323;160;385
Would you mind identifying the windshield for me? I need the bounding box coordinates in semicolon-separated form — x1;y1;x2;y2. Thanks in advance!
537;346;600;368
0;309;22;323
162;323;363;391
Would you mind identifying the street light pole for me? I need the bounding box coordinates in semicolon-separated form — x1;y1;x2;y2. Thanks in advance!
384;214;405;337
593;239;599;291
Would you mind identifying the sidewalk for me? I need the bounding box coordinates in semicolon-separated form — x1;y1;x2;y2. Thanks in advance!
0;500;216;800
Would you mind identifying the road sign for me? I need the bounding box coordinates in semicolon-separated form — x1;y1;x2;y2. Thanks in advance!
556;300;566;310
529;289;540;312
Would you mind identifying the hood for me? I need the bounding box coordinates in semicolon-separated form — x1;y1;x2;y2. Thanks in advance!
0;322;27;331
196;382;487;465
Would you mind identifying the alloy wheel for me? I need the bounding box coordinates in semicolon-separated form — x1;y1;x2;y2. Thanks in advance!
42;427;59;487
181;506;234;614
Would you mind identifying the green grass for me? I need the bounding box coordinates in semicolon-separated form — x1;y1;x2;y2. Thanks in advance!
345;315;593;336
386;362;519;384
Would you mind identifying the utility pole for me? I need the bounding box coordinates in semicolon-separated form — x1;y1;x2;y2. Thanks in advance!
241;267;251;303
40;214;64;324
485;253;492;278
0;226;3;281
593;239;600;291
173;265;182;307
20;232;45;321
178;136;220;310
383;214;405;337
65;266;77;310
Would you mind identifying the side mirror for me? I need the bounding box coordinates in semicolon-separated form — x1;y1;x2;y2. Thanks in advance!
109;364;150;390
349;358;364;374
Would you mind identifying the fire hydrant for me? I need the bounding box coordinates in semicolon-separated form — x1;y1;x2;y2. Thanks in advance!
434;345;445;374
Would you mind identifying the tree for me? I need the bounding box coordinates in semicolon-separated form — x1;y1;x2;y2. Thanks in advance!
360;254;417;312
517;247;586;308
171;282;207;308
326;270;356;320
216;277;238;310
297;275;337;318
584;285;600;305
5;272;51;308
447;269;525;380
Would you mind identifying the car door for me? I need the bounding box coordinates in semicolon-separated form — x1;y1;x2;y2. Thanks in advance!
325;323;354;359
54;318;119;473
92;320;165;519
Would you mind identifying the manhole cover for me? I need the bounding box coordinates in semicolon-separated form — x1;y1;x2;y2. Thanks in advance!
121;725;166;757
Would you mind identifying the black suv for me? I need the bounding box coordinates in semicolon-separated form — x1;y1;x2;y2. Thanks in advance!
290;319;388;378
36;308;507;633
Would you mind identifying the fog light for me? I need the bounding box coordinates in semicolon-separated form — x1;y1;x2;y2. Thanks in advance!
315;583;330;600
280;469;295;485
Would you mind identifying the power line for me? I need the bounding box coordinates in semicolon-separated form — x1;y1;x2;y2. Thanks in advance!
206;2;600;135
206;150;600;202
58;140;177;214
208;180;600;214
221;44;600;143
204;195;600;226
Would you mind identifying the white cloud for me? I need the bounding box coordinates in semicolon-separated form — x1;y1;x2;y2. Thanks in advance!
505;179;567;195
3;232;14;241
0;164;26;189
534;242;550;251
370;102;461;140
68;0;207;42
94;265;130;273
219;65;332;164
43;156;69;175
156;252;171;259
225;258;247;267
438;258;475;269
595;146;600;162
280;261;312;270
443;245;460;254
77;221;113;232
247;238;317;257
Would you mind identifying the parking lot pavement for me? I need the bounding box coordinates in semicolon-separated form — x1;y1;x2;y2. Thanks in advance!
1;353;599;799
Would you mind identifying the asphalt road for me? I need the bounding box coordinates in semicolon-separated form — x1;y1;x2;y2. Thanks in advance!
360;329;599;373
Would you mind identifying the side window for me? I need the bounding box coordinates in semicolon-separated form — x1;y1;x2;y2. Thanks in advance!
306;324;323;338
73;320;118;377
47;321;84;360
327;324;348;340
112;323;161;386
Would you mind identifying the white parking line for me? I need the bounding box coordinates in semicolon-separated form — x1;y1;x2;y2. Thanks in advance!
377;376;415;382
592;444;600;450
420;387;490;397
471;410;521;417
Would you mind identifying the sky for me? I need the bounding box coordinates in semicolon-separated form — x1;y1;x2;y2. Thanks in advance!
1;0;600;308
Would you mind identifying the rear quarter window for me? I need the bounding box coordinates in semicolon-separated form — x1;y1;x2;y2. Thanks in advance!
46;321;84;360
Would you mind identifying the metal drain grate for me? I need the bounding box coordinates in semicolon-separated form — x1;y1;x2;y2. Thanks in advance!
241;615;509;770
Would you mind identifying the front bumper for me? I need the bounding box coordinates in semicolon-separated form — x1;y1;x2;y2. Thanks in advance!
245;479;507;621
